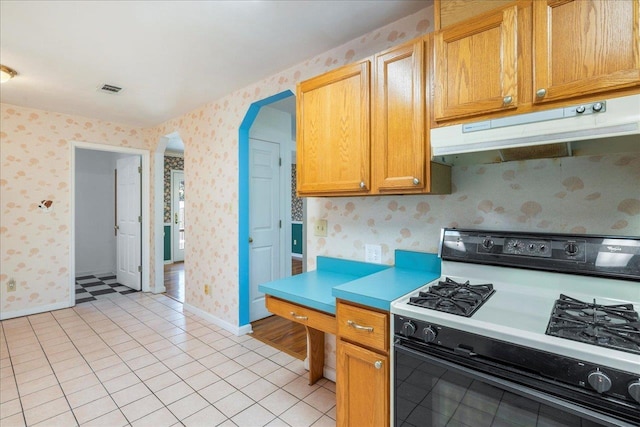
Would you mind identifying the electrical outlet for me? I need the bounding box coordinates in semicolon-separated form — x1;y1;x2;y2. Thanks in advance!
365;244;382;264
314;219;328;237
204;285;209;295
7;278;16;292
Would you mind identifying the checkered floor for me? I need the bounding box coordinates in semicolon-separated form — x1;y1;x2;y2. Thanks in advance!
75;274;138;304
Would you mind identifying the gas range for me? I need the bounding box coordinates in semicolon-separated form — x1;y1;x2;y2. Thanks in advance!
391;229;640;426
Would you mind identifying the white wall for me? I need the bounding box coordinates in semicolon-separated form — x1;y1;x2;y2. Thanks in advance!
74;149;120;275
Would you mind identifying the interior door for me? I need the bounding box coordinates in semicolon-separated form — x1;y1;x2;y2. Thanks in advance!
249;138;281;322
116;156;141;290
172;170;185;262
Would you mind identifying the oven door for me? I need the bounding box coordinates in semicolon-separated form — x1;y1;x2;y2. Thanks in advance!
394;341;637;427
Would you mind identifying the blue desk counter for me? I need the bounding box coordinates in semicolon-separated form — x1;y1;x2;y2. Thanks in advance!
258;250;440;314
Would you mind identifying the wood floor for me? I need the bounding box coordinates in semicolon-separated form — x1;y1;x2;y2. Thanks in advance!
163;258;307;360
250;257;306;360
164;261;184;302
250;315;307;360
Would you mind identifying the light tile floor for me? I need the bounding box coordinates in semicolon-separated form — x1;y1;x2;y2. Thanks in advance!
0;292;336;427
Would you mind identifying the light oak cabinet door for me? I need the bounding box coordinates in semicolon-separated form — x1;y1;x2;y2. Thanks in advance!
533;0;640;104
373;40;426;192
336;340;389;427
296;60;371;196
434;5;518;121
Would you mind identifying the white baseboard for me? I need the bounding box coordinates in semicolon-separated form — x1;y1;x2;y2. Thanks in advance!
303;358;336;382
0;301;72;321
163;260;172;265
153;285;166;294
291;253;303;260
183;303;250;336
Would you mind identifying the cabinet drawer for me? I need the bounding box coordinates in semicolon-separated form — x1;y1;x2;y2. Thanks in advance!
265;295;337;334
337;301;389;353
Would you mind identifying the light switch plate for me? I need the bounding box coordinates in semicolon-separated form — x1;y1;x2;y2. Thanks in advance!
365;244;382;264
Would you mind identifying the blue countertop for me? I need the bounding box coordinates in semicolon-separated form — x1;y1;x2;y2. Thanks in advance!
258;250;440;314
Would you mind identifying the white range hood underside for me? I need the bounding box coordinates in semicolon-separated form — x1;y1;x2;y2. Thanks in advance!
431;94;640;166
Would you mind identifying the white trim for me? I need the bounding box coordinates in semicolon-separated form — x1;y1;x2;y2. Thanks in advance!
184;303;251;336
0;301;71;320
153;285;167;294
302;358;336;383
170;169;185;263
70;141;151;305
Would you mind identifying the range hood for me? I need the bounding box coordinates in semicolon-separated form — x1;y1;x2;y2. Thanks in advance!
431;94;640;165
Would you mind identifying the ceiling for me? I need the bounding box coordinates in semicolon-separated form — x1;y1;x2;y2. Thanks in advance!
0;1;428;128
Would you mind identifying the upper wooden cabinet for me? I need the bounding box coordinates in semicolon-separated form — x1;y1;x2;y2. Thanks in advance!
434;5;519;121
297;41;451;197
296;60;371;196
533;0;640;104
373;40;427;192
433;0;640;124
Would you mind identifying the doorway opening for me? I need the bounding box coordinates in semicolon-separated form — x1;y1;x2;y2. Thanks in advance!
161;135;185;302
239;90;306;351
70;142;151;306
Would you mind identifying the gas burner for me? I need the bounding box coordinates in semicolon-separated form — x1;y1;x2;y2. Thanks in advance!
546;294;640;354
407;277;495;317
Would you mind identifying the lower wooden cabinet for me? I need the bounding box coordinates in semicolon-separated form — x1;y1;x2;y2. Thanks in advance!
336;300;390;427
337;340;389;427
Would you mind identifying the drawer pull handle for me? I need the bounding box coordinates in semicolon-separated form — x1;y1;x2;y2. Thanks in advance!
290;311;308;320
347;320;374;332
374;360;383;369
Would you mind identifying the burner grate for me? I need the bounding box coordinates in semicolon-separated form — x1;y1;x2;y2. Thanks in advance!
546;294;640;355
407;277;495;317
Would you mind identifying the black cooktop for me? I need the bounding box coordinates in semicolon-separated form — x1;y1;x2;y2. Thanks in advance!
546;294;640;355
407;277;495;317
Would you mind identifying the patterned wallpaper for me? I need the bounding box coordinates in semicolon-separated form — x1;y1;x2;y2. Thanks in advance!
291;164;303;222
305;154;640;270
164;156;184;223
0;106;152;315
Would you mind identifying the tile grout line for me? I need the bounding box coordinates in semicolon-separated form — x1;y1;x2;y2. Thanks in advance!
3;292;338;427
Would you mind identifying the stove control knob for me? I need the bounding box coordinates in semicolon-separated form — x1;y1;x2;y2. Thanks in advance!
401;321;416;337
576;105;586;114
482;238;494;250
423;326;438;343
628;380;640;403
592;102;604;112
588;370;612;394
564;242;579;256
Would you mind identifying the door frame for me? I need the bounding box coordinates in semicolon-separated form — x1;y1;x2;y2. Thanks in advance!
70;141;151;306
171;169;185;262
239;90;296;329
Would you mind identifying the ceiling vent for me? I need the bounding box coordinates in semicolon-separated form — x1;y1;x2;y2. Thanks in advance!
98;84;123;94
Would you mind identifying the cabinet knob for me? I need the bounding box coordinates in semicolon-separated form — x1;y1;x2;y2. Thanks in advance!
503;95;513;105
359;181;366;189
248;237;253;243
374;360;383;370
536;88;547;98
412;177;420;185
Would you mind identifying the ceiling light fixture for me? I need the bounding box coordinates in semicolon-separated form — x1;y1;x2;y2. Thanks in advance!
0;65;18;83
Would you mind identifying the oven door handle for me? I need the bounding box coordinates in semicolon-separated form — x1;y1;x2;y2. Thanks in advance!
394;342;636;427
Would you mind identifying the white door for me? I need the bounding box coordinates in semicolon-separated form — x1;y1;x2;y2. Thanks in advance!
116;156;141;290
172;171;185;262
249;139;281;321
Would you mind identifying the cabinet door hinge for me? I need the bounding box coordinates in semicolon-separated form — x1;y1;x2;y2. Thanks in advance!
137;265;142;273
279;220;282;229
138;215;142;223
138;166;142;174
279;157;282;167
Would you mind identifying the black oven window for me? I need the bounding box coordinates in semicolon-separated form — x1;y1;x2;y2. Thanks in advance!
395;350;606;427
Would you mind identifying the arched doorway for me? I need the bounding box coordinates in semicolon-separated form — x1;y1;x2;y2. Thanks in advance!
238;90;298;329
